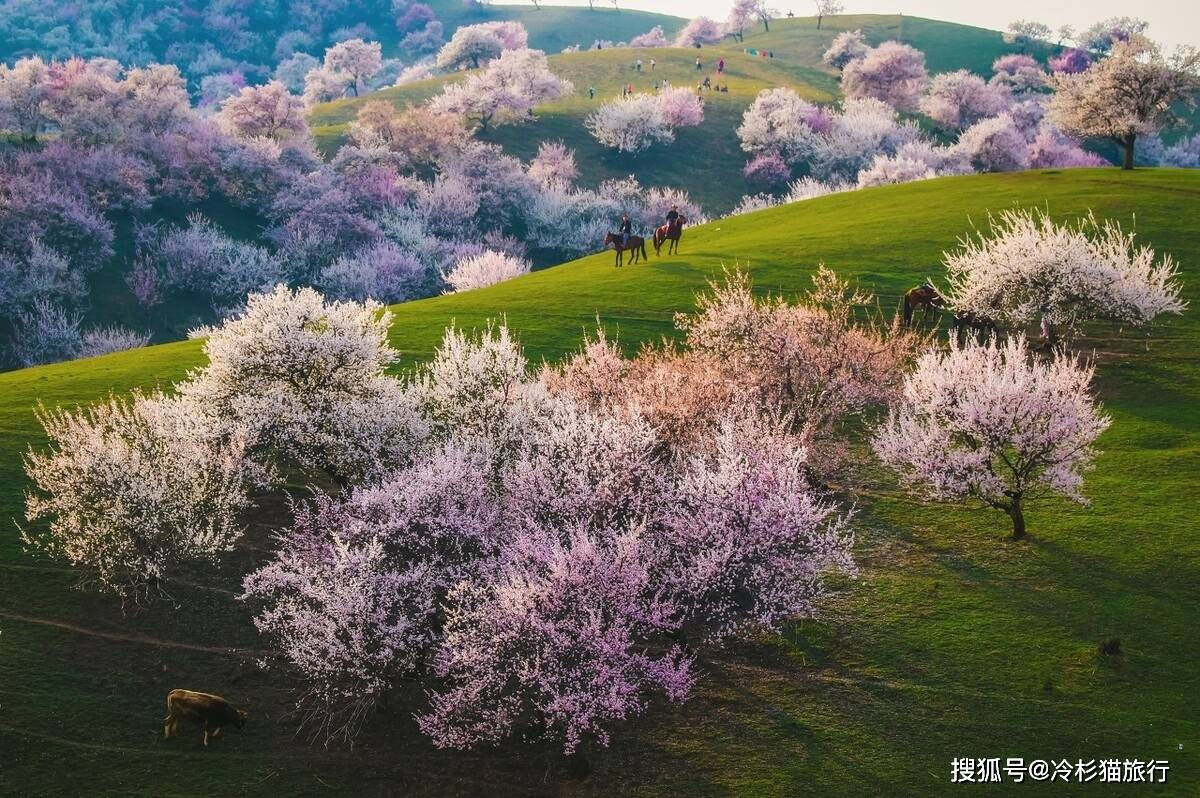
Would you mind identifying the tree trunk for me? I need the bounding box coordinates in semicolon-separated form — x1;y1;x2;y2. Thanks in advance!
1007;500;1026;540
763;19;769;32
1122;134;1136;170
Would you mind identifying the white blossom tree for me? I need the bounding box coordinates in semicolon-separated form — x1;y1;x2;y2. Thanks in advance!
873;336;1111;539
1049;35;1200;170
822;29;868;70
179;285;425;484
323;39;383;96
943;209;1187;343
24;392;254;601
442;250;531;293
436;21;528;70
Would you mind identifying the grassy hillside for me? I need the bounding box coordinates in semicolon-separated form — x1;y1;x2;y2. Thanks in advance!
2;168;1198;795
311;14;1058;213
429;4;685;55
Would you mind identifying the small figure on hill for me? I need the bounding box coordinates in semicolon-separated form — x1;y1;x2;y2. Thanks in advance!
588;85;596;99
650;58;656;70
635;58;643;72
702;76;712;89
695;56;702;70
717;58;725;74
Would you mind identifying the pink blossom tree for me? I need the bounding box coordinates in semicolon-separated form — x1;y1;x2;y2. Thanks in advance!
656;86;705;127
431;48;572;132
920;70;1011;131
122;64;191;134
323;38;383;96
953;113;1031;172
841;41;929;112
1079;16;1148;54
1048;48;1092;75
674;17;724;47
216;81;309;142
743;152;793;188
528;140;579;184
243;446;500;743
873;336;1111;539
420;526;694;755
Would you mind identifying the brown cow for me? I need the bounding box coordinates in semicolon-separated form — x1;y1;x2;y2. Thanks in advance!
164;689;247;746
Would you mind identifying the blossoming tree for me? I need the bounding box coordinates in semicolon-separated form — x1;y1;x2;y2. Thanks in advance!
873;336;1111;539
943;209;1187;343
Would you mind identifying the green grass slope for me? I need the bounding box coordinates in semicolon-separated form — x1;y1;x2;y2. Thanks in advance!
311;14;1057;213
1;168;1198;795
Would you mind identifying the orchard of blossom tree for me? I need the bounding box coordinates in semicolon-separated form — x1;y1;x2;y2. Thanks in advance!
2;2;1200;793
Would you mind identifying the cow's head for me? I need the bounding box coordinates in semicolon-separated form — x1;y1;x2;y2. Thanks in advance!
235;709;248;729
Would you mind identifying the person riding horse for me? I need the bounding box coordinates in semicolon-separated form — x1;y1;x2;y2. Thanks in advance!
653;205;687;255
665;204;680;231
619;213;632;248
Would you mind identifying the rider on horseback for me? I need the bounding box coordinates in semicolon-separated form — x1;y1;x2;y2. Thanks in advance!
619;213;632;247
665;204;680;232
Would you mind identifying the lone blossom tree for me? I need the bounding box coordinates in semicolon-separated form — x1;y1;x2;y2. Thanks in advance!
943;209;1187;344
873;336;1111;539
1050;35;1200;169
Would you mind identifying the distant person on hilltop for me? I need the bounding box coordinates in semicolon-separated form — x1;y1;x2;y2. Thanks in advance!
635;58;642;72
717;58;725;74
588;85;595;99
695;56;702;70
650;58;656;70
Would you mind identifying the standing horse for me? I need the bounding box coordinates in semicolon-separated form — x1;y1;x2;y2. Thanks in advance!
603;232;648;267
652;216;687;256
901;282;945;326
951;311;998;344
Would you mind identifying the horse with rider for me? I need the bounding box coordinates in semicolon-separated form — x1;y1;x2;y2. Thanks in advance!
603;205;687;267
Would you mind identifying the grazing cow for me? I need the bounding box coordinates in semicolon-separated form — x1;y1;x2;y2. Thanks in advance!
164;689;247;746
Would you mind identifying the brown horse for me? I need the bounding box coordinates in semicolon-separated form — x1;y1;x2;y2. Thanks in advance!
902;282;945;326
603;232;648;267
652;217;687;256
951;310;998;344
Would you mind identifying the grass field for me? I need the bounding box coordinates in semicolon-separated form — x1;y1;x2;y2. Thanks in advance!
310;14;1058;214
1;168;1198;795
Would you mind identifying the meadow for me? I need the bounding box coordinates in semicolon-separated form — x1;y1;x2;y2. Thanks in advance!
1;168;1197;795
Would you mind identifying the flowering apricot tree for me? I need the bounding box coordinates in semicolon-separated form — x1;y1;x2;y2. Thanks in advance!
873;336;1111;538
943;209;1187;343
